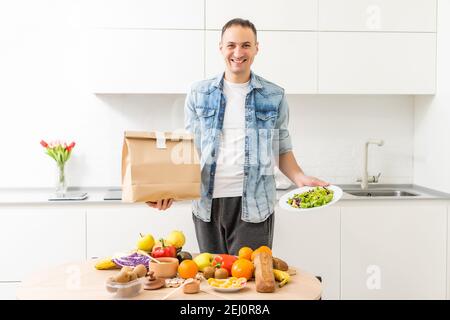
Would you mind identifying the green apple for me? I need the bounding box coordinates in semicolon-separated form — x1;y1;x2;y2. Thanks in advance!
193;252;214;272
136;233;155;252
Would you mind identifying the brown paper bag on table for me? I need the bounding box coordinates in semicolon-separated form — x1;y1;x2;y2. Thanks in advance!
121;131;200;203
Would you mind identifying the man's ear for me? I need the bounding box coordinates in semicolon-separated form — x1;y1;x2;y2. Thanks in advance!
219;41;222;51
255;41;259;54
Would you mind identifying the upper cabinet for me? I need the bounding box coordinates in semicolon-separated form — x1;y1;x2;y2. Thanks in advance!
318;0;436;32
205;31;317;93
206;0;317;30
88;29;204;93
88;0;437;94
88;0;204;29
318;32;436;94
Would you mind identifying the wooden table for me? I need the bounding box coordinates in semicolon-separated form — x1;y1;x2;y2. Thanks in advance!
17;260;322;300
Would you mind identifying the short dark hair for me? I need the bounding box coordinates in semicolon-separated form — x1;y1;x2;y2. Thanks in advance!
221;18;257;41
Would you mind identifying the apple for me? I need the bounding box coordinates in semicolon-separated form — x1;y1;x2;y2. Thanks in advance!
136;233;155;252
193;252;214;272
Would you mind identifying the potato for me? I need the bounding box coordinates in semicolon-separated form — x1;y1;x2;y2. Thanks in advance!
134;264;147;278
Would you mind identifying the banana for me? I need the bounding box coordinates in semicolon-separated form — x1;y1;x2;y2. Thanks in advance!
273;269;290;287
95;257;118;270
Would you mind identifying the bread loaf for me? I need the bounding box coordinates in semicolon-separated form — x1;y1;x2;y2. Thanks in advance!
254;252;275;293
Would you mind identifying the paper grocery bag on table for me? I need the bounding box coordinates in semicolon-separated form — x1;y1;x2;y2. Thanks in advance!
121;131;201;203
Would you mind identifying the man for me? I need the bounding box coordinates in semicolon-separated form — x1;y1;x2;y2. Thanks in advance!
148;18;328;255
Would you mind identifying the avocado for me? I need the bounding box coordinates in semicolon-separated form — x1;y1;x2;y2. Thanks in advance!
177;251;193;263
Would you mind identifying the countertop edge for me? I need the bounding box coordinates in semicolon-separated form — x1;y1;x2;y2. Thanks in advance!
0;184;449;205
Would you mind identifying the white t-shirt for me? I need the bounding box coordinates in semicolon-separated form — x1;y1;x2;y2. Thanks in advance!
212;79;250;198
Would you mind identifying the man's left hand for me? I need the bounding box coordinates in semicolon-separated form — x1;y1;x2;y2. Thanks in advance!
296;175;330;187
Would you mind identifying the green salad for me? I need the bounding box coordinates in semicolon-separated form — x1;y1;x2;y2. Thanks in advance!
287;186;334;209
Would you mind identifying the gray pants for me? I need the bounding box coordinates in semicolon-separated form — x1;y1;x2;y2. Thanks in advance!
192;196;274;256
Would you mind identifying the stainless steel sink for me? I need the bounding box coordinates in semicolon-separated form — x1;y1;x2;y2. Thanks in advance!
345;190;419;197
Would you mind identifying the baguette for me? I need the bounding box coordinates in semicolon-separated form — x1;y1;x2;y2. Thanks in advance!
253;251;276;293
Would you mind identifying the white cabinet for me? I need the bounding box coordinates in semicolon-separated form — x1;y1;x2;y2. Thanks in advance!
0;208;86;281
86;202;198;258
88;0;204;29
205;31;317;93
206;0;317;30
341;202;446;299
447;204;450;300
88;29;204;93
319;0;436;32
0;282;19;300
274;205;340;299
318;32;436;94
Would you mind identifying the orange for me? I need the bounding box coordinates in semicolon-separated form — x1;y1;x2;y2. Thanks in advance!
178;259;198;279
250;245;272;261
231;259;254;280
238;247;253;261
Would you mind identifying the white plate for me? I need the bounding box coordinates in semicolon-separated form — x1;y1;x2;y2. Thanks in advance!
210;283;246;293
207;278;247;293
279;185;343;212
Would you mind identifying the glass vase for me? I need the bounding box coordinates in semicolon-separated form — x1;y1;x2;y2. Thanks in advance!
55;163;67;196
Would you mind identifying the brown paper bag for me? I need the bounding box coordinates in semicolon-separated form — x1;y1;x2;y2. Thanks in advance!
122;131;200;203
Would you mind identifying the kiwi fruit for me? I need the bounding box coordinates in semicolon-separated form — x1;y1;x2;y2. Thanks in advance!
214;268;228;279
114;271;130;283
134;264;147;278
203;266;215;279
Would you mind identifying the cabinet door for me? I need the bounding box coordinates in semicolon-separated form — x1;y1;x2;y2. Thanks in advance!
318;32;436;94
205;31;317;93
341;203;446;299
447;204;450;300
319;0;436;32
274;205;340;300
0;208;86;281
0;282;19;300
87;203;198;259
88;0;204;29
206;0;317;30
88;29;204;93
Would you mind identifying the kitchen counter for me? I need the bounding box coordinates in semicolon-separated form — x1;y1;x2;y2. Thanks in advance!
16;259;322;300
1;184;449;205
0;187;126;205
276;184;450;201
0;184;450;206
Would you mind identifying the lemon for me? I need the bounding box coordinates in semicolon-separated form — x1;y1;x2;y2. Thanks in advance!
166;230;185;248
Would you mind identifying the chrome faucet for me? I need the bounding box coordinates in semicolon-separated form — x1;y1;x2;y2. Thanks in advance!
357;139;384;190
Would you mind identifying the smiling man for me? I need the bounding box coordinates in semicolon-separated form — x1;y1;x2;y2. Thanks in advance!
148;18;328;255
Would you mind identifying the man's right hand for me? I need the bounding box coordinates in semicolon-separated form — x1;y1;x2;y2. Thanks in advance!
146;199;173;211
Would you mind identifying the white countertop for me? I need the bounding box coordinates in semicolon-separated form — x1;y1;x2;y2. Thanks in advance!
0;184;448;205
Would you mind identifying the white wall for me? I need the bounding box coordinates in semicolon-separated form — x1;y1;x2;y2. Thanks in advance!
0;0;415;188
414;0;450;193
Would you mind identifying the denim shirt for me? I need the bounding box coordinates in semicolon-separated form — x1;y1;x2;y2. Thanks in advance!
184;71;292;223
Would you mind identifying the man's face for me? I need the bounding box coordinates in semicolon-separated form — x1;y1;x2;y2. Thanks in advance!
220;25;258;76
